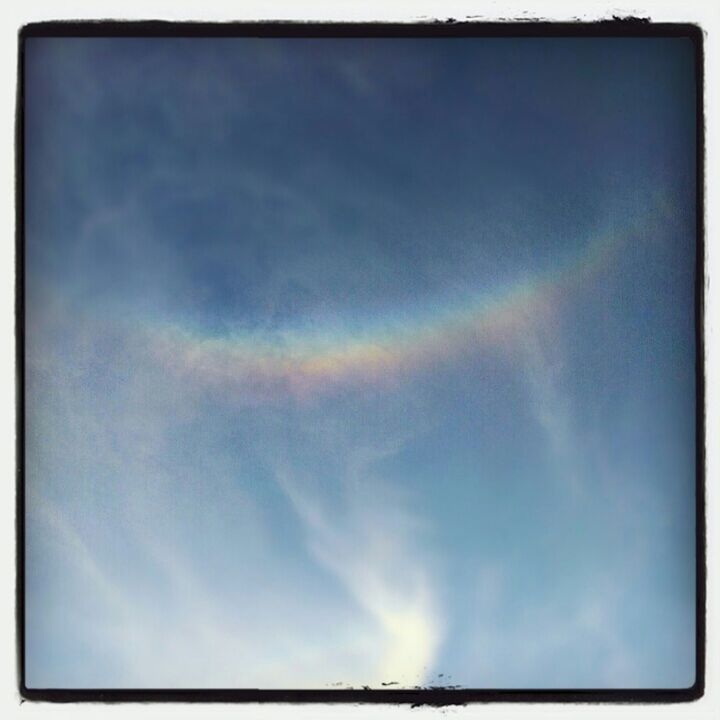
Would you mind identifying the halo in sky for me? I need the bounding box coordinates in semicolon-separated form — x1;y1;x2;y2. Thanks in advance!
20;23;702;702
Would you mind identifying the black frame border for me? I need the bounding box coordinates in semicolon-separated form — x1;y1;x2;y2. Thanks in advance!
16;18;706;706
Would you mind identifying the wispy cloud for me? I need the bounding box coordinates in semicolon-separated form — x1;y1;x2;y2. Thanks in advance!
456;563;642;688
25;297;442;688
273;457;442;687
515;311;581;496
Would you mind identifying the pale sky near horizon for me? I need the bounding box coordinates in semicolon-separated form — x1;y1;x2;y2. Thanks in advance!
24;35;697;689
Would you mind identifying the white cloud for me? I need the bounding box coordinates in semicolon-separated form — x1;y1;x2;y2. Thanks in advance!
514;305;581;496
25;297;443;689
273;456;443;688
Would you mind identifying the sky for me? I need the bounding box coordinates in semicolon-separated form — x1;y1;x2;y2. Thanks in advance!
23;36;697;690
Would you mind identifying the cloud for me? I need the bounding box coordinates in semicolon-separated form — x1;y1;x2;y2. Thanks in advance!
273;458;443;687
29;490;389;688
421;551;651;690
25;295;443;689
515;311;581;496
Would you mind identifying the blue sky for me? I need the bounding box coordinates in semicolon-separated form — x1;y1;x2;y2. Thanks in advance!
24;36;697;689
